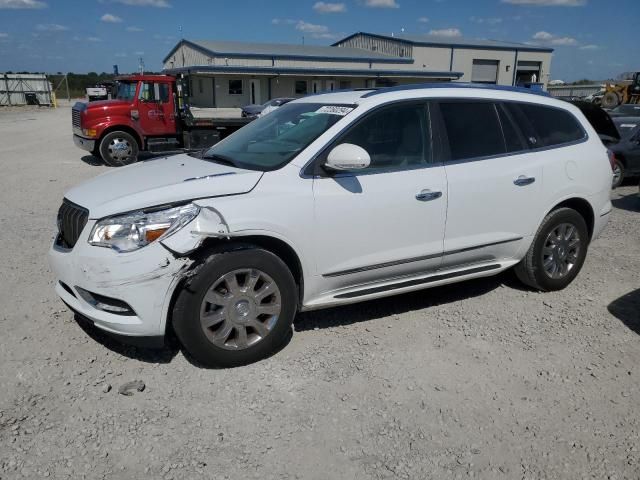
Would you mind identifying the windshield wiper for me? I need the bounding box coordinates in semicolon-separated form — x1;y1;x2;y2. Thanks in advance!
201;153;237;167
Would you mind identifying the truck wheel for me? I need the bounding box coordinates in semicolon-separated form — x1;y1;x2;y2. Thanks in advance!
99;131;139;167
172;247;297;368
601;92;620;109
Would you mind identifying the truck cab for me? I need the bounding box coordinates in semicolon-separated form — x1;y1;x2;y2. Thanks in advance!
72;74;250;167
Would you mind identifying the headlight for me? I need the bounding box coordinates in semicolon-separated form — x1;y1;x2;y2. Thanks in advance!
89;203;200;253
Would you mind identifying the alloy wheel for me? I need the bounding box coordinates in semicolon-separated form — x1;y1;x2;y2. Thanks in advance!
199;269;281;350
541;223;581;279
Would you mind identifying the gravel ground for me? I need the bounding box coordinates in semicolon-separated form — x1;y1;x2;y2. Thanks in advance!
1;104;639;480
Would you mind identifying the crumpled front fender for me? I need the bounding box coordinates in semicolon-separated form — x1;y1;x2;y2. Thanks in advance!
160;204;231;255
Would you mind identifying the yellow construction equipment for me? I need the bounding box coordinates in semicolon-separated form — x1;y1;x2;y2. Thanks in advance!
601;72;640;109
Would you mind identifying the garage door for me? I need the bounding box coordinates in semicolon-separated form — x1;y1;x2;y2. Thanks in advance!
471;59;499;84
517;61;541;72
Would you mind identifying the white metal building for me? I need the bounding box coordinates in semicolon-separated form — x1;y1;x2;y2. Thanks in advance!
163;32;553;108
0;73;54;106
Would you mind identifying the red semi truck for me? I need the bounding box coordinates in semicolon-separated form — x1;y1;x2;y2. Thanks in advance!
72;74;252;166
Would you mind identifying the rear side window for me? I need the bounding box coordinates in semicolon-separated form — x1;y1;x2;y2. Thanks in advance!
497;105;525;152
439;102;505;161
508;103;585;147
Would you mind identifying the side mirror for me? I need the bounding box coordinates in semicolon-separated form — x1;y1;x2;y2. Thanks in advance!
325;143;371;171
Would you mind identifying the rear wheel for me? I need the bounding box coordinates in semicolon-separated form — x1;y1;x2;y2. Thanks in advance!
172;247;297;367
99;131;139;167
515;208;589;291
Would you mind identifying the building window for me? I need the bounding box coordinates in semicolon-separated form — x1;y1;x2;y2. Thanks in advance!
295;80;308;95
339;80;352;89
198;78;203;94
229;79;243;95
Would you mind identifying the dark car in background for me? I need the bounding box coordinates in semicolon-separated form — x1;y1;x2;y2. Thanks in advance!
241;98;295;119
569;101;635;187
609;117;640;187
608;104;640;118
569;100;620;146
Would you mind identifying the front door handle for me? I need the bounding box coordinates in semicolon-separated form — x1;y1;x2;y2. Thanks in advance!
514;175;536;186
415;189;442;201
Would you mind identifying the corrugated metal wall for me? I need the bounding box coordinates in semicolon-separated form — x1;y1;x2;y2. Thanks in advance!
0;73;53;106
334;33;413;59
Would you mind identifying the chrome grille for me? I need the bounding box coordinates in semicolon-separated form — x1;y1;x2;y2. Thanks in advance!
57;199;89;249
72;108;81;129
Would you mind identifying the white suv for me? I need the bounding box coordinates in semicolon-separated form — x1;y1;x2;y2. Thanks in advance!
49;84;613;367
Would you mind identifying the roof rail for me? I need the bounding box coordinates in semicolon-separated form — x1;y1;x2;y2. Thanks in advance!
361;82;550;98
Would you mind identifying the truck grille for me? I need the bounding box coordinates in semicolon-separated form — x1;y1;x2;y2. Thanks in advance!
72;108;81;129
57;199;89;249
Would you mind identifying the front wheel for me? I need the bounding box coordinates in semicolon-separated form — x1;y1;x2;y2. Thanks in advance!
172;247;297;368
99;131;139;167
601;92;620;109
515;208;589;291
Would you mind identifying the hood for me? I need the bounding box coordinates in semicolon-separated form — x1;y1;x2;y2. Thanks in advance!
65;153;263;219
85;99;131;109
242;104;264;114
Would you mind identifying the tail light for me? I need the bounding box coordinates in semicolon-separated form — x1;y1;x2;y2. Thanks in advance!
607;150;617;171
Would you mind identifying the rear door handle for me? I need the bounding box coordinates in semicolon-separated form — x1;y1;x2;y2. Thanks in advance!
415;189;442;201
514;175;536;186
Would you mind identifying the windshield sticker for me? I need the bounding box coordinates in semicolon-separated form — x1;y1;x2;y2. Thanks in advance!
316;106;354;116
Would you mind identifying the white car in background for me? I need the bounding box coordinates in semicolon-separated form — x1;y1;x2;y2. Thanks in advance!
49;84;613;367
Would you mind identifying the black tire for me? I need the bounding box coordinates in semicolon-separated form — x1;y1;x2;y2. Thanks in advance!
99;131;139;167
515;208;589;291
611;158;625;189
172;247;297;368
601;92;620;109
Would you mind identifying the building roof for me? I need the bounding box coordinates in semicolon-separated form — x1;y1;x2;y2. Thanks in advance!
163;39;414;64
163;64;463;80
334;32;554;53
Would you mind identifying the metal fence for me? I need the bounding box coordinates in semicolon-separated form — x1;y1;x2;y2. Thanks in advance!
0;73;54;106
547;84;603;99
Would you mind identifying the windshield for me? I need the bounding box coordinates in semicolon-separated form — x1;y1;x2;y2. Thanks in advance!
115;81;138;101
203;102;355;171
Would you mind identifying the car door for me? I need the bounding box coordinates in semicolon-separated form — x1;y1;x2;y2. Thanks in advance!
137;81;176;136
311;101;447;289
434;100;543;268
624;128;640;173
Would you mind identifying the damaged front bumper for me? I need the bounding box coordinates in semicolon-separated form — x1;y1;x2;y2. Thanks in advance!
49;219;193;338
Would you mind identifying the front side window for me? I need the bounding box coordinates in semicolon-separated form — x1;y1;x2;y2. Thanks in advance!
203;102;353;171
507;103;585;147
138;82;170;103
229;79;243;95
439;101;505;161
334;102;431;172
